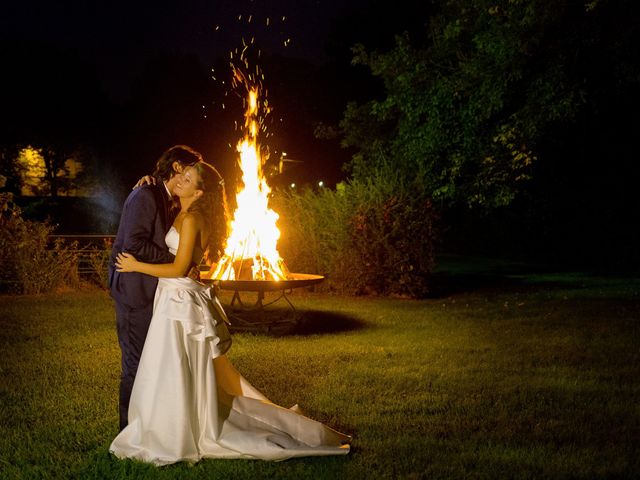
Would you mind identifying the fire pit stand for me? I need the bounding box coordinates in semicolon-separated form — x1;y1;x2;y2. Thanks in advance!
202;273;324;332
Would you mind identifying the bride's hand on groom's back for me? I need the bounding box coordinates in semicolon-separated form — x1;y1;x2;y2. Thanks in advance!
133;175;156;189
115;252;138;272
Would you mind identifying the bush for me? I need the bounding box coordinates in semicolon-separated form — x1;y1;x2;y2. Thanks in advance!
0;193;79;294
86;239;113;288
272;173;437;298
272;184;353;282
349;187;436;297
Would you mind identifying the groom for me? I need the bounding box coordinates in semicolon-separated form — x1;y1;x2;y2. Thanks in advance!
109;145;203;431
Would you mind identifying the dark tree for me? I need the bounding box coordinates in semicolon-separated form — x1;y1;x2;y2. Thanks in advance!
337;0;639;210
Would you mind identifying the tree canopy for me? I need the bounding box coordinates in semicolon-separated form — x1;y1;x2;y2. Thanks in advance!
339;0;638;208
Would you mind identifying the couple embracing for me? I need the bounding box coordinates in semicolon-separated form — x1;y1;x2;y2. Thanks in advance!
107;145;350;465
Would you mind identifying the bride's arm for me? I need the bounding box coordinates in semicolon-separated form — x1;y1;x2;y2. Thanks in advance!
116;214;199;278
132;175;156;189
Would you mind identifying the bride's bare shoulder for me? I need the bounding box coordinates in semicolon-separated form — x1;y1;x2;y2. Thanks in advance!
181;211;205;230
174;211;204;234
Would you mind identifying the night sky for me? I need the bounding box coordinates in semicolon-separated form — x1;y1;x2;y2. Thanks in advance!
1;0;393;193
1;0;369;100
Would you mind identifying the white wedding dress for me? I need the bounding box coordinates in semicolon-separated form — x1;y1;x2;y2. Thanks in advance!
110;227;350;465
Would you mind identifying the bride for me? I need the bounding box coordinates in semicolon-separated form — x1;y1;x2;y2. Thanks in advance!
110;161;350;465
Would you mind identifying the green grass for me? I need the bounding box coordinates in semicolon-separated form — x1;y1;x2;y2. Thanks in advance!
1;259;639;479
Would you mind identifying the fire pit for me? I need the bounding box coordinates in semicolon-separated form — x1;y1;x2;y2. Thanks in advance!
203;75;324;332
201;274;324;332
211;273;324;293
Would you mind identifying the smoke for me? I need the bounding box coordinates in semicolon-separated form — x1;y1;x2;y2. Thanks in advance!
88;187;122;234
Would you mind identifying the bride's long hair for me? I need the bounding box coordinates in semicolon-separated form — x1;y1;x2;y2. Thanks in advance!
187;162;229;264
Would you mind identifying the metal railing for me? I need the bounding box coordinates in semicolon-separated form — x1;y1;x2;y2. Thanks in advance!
48;234;115;275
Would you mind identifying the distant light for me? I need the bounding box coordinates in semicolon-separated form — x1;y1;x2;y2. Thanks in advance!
282;152;287;157
318;181;324;187
290;183;296;188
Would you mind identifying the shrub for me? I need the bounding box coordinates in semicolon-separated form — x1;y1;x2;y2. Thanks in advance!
349;186;436;297
0;193;79;294
86;238;113;288
272;173;437;298
272;184;353;282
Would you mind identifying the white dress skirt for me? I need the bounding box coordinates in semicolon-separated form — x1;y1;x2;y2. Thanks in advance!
110;228;350;465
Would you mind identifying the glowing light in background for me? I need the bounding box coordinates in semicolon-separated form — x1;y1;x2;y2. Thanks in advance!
16;146;47;196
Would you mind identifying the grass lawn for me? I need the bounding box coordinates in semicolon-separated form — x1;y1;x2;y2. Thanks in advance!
1;257;639;479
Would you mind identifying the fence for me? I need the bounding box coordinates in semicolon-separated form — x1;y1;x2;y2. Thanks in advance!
48;234;115;276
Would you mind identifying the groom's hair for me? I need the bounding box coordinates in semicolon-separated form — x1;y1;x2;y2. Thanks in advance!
153;145;203;181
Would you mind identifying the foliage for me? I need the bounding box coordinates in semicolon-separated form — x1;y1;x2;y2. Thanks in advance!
272;183;353;284
15;145;93;196
272;171;437;297
349;182;436;297
0;146;21;194
0;143;97;197
86;239;113;289
0;193;79;294
338;0;601;208
15;146;48;195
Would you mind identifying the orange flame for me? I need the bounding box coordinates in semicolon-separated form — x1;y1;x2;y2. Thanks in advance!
210;87;289;281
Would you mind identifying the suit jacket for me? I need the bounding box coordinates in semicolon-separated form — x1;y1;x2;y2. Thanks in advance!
108;182;176;308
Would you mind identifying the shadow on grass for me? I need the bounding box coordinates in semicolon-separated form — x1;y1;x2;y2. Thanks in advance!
292;309;367;336
227;308;366;337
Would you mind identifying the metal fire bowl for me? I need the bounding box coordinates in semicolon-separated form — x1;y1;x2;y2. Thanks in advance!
202;273;324;292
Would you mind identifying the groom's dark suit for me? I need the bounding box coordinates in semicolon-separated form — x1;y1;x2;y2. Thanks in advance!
108;180;176;430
